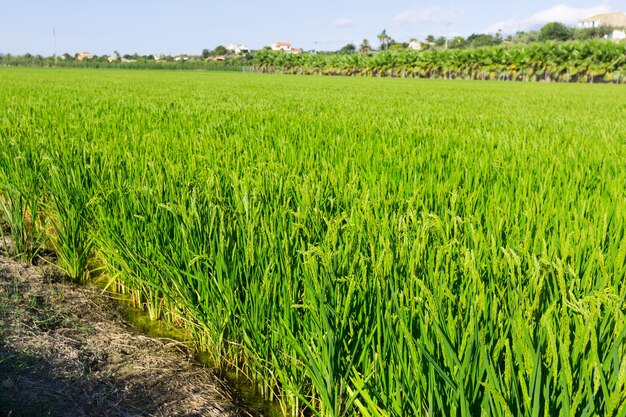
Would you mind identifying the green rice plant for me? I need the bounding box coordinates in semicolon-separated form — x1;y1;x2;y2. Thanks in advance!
44;153;96;281
0;186;29;258
0;145;46;263
0;68;624;416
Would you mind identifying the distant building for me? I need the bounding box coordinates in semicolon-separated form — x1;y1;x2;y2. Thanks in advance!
76;52;94;61
271;42;302;54
226;44;249;54
107;52;120;63
579;11;626;28
606;29;626;41
272;42;292;52
408;40;423;51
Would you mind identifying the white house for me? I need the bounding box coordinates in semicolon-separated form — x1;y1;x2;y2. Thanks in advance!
606;30;626;41
226;44;249;54
408;40;423;51
272;42;292;52
271;42;303;54
579;11;626;28
107;51;120;63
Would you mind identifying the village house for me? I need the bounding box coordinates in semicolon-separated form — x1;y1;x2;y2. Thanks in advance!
606;30;626;41
579;11;626;29
408;40;423;51
579;11;626;43
271;42;303;54
107;51;120;63
226;44;249;54
272;42;292;52
76;52;94;61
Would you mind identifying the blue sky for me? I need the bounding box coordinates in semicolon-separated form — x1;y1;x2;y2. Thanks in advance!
1;1;622;55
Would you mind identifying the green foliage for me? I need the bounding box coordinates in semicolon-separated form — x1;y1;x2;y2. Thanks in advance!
539;22;572;42
0;53;245;71
511;30;541;44
377;30;391;50
448;36;468;49
0;69;625;416
338;43;356;54
212;45;229;56
572;26;616;40
388;42;407;51
359;39;372;54
467;33;502;47
251;40;626;83
0;139;45;262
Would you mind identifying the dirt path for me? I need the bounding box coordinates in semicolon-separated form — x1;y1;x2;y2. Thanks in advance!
0;256;258;417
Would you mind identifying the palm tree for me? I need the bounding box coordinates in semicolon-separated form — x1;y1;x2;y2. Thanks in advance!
377;30;390;51
250;38;626;83
359;39;372;54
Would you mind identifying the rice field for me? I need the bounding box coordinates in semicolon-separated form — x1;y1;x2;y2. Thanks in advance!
0;68;625;417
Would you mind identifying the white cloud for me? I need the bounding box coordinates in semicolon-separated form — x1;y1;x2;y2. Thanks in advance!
334;18;353;28
484;4;612;33
395;6;465;26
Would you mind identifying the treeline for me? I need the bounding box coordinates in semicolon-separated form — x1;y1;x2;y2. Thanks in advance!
252;40;626;83
2;39;625;83
0;54;244;71
376;22;619;52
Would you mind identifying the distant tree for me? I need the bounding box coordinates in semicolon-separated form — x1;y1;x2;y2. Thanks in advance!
426;35;435;43
389;42;406;51
467;33;501;48
202;48;210;59
377;29;390;50
212;45;228;56
539;22;572;41
386;37;402;48
512;30;540;44
338;43;356;54
447;36;467;49
359;39;371;53
434;36;446;47
572;26;614;40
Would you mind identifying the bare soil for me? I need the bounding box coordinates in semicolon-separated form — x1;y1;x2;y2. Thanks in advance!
0;255;258;417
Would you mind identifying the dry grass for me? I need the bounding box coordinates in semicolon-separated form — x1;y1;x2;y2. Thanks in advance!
0;255;257;417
